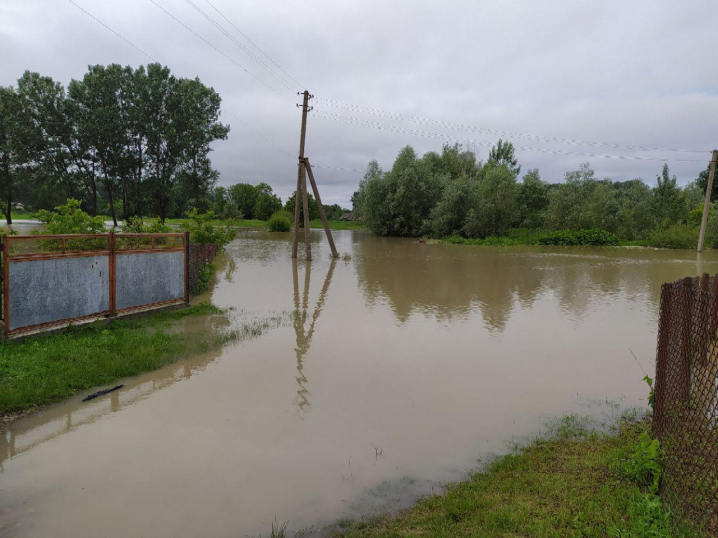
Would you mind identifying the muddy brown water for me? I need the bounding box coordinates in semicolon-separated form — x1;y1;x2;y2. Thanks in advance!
2;229;718;537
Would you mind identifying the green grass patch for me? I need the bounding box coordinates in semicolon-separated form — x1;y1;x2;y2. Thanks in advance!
0;303;222;417
332;419;697;538
309;219;364;230
442;229;622;248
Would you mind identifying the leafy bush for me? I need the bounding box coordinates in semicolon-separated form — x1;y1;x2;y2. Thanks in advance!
180;209;235;248
122;216;173;234
34;199;105;234
538;229;620;246
648;224;698;249
620;432;662;494
267;210;292;232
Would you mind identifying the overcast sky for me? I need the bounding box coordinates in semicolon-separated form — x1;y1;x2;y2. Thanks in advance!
1;0;717;208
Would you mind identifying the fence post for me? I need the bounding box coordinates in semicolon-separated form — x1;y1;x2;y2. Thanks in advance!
654;283;671;432
699;274;710;366
108;232;116;317
711;274;718;336
184;231;190;304
678;276;693;403
2;236;8;337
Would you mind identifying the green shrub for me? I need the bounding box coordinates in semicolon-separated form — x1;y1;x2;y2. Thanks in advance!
538;229;620;246
180;209;235;248
34;199;105;234
648;224;698;249
122;216;173;234
704;209;718;248
620;431;662;494
267;210;292;232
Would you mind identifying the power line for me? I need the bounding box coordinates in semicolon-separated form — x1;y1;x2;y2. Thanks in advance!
182;0;298;93
41;4;362;176
149;0;294;103
312;110;706;163
223;110;364;173
312;164;364;173
66;0;157;63
202;0;304;89
314;97;710;154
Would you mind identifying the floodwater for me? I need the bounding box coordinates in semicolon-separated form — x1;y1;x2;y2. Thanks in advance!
2;230;718;537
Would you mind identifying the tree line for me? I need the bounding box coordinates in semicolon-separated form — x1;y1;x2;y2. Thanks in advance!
352;141;716;247
0;64;229;225
211;183;349;222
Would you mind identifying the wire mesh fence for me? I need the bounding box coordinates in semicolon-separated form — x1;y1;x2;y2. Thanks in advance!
188;243;219;296
653;274;718;534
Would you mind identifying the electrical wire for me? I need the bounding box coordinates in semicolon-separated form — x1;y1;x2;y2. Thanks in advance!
149;0;294;103
66;0;157;62
182;0;298;93
202;0;304;89
314;97;710;154
223;111;364;173
312;110;706;163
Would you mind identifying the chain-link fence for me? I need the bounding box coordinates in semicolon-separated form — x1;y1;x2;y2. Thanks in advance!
653;274;718;534
188;243;218;296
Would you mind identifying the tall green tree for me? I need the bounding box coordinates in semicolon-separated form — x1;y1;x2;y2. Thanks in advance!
517;169;549;228
143;64;228;222
463;165;519;238
653;163;685;228
487;139;521;177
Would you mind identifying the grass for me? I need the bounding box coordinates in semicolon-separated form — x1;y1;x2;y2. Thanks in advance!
0;303;297;422
308;219;364;230
0;303;222;418
329;417;698;538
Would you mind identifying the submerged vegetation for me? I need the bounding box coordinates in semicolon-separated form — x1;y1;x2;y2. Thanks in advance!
352;142;716;249
0;303;220;417
330;417;695;538
0;304;295;420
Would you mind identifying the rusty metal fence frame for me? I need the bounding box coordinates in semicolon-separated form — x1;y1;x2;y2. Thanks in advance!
1;232;189;337
653;273;718;534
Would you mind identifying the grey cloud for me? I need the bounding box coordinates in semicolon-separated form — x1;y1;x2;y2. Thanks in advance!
1;0;717;208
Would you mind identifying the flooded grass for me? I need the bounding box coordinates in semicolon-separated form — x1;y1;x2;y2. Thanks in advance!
329;418;696;538
0;303;222;420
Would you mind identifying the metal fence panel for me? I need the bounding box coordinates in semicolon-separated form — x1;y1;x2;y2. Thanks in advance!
116;251;185;311
2;233;190;336
8;255;110;331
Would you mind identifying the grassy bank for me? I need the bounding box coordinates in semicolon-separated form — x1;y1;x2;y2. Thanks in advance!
156;217;363;231
0;303;223;420
328;417;695;538
439;228;678;249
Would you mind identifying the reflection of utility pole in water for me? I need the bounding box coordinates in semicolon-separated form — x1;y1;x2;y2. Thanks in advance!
292;258;337;412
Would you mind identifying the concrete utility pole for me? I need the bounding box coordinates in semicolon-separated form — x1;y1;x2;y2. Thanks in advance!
292;90;311;259
697;149;718;253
